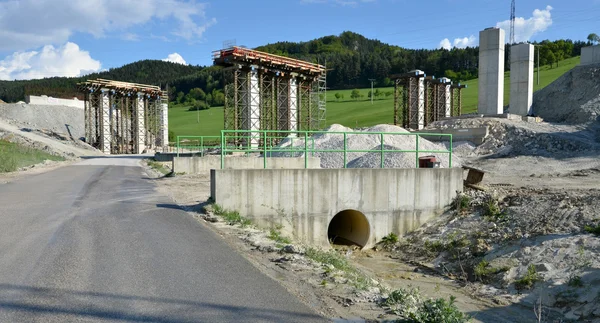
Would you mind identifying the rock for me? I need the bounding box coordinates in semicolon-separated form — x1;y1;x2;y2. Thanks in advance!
283;244;305;254
534;263;554;272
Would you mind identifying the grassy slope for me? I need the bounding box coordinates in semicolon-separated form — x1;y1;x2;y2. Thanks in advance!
169;56;580;137
0;140;64;173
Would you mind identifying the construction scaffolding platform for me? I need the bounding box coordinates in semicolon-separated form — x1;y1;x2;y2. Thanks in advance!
392;71;466;129
213;46;327;148
77;79;168;154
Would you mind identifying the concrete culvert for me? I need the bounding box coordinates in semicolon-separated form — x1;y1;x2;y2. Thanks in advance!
327;209;370;248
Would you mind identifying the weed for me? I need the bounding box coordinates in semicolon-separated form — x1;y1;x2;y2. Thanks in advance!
379;233;398;247
482;196;506;221
267;227;292;244
515;264;542;291
410;296;471;323
424;240;445;254
575;245;592;269
474;260;509;283
211;204;252;227
305;247;373;290
383;288;470;323
453;194;471;214
584;224;600;236
147;159;170;175
567;274;583;288
383;286;423;317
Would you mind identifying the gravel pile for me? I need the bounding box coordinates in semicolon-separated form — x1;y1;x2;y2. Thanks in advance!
0;103;84;139
277;124;461;168
532;63;600;123
430;118;600;158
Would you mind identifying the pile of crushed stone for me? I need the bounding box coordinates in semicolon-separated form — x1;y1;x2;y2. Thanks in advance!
532;63;600;123
0;103;84;139
276;124;461;168
429;117;600;158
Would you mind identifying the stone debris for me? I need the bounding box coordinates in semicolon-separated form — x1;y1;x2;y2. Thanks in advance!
532;62;600;123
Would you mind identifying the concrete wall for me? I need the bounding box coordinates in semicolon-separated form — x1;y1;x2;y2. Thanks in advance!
478;28;505;115
26;95;84;109
510;43;534;116
581;45;600;66
174;156;321;174
211;168;463;249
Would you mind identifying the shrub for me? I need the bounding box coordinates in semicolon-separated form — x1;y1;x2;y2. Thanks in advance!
482;196;505;221
211;204;252;227
453;194;471;214
383;287;423;317
584;224;600;236
188;100;209;111
515;264;542;291
410;296;471;323
567;274;583;287
380;233;398;246
474;260;509;283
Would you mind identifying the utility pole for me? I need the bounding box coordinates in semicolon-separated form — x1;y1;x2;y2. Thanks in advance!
537;45;540;85
368;79;376;105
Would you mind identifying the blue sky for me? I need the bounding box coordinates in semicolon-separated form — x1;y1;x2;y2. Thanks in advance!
0;0;598;80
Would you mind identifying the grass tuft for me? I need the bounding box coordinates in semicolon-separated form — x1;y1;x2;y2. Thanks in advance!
211;204;252;227
515;264;542;291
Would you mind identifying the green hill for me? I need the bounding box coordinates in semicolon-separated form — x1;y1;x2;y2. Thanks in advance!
169;56;580;138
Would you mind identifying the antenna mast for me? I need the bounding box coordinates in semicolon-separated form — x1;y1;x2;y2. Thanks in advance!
510;0;516;45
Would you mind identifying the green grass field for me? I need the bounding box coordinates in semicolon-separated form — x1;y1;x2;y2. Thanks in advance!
169;56;580;137
0;140;65;173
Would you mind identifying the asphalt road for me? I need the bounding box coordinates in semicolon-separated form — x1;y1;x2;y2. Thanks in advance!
0;157;327;323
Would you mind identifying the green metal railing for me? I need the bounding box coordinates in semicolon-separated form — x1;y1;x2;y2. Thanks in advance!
176;136;221;157
220;129;453;169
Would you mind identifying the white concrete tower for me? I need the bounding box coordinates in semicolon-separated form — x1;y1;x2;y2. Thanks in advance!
510;43;534;116
289;76;298;135
101;89;111;154
136;93;146;154
160;101;169;149
478;27;505;115
248;68;261;148
439;77;452;118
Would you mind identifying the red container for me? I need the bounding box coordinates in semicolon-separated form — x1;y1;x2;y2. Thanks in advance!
418;156;437;168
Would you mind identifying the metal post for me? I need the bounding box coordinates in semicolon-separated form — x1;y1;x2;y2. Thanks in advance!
343;132;347;168
176;136;180;157
304;131;308;169
380;133;384;169
415;135;420;168
220;131;225;169
449;134;453;168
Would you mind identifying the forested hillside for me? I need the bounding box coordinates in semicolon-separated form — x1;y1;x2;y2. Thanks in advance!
0;31;591;103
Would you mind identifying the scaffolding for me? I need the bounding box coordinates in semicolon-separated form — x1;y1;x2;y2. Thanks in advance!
393;72;466;129
214;46;326;147
78;79;168;154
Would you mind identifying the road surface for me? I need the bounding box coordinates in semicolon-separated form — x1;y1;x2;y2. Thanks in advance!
0;157;327;322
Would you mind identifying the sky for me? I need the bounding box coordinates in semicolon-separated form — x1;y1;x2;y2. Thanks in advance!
0;0;598;81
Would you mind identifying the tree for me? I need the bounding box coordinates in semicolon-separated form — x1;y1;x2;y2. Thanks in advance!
206;93;213;106
188;87;206;101
588;33;600;44
188;100;209;111
385;91;393;98
546;51;556;68
350;89;360;100
176;91;185;104
334;92;341;101
374;89;381;99
368;90;372;98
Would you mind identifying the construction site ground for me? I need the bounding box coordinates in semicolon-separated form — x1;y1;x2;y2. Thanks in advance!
151;115;600;323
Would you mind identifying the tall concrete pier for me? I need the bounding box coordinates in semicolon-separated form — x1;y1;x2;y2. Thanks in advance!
510;43;535;116
478;28;505;115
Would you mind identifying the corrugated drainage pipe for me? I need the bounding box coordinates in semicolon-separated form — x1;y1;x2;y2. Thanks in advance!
327;209;370;248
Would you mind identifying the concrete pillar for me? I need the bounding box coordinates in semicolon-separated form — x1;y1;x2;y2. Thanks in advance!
581;45;600;66
248;69;261;148
510;43;534;116
160;102;169;149
417;76;425;130
136;94;146;154
478;27;505;115
289;76;298;135
101;90;111;154
439;77;452;118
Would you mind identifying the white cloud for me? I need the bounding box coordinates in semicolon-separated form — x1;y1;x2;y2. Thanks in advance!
0;0;217;51
439;39;452;50
121;33;140;42
497;5;553;43
0;42;101;80
163;53;187;65
439;35;476;50
438;5;553;49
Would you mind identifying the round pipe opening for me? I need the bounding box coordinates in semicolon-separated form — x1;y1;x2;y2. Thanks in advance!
327;209;370;248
